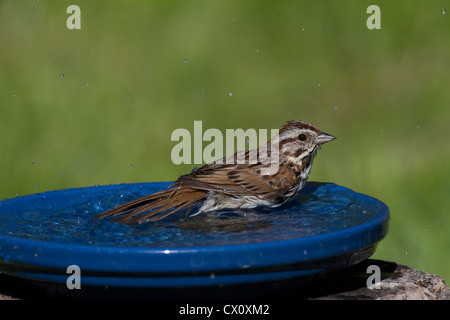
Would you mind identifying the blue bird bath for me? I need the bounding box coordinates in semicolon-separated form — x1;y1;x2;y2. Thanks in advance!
0;182;389;298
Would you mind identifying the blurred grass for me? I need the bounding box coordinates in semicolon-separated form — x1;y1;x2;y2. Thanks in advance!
0;1;449;281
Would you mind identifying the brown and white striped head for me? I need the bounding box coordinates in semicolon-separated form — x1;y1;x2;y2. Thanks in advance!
278;120;335;170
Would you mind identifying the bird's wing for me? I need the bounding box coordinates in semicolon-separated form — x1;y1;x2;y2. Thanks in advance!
175;161;297;199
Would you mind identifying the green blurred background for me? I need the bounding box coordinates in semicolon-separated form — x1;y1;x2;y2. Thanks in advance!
0;1;449;281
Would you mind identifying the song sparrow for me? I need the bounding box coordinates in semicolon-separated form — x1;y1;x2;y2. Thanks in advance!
95;120;335;224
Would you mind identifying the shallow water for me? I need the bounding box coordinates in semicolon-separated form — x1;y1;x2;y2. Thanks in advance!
0;182;382;248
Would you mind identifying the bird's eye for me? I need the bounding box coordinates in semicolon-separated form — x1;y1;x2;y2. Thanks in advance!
298;134;307;141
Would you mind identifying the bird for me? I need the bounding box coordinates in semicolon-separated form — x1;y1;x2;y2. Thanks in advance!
95;120;336;224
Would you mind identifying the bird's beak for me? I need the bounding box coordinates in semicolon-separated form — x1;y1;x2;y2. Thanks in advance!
316;131;336;145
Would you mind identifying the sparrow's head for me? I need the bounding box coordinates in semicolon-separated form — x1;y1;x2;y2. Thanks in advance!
278;120;336;162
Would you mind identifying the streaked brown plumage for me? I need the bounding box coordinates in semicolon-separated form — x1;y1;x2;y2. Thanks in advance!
95;120;335;224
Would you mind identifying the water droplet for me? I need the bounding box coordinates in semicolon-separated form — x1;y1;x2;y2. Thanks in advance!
183;59;188;64
333;104;338;110
228;92;233;96
441;7;446;14
130;164;134;169
60;74;64;78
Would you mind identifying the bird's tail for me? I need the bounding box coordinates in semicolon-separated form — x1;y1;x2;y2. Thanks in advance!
94;186;207;224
